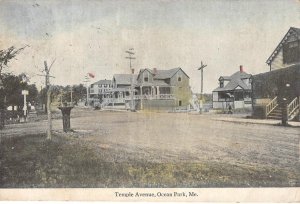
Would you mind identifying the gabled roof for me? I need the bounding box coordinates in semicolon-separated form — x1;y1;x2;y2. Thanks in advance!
91;79;111;85
137;67;190;80
266;27;300;65
213;71;252;92
113;74;137;85
155;67;190;79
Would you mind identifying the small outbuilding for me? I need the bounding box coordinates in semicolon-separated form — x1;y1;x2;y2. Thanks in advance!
212;66;252;110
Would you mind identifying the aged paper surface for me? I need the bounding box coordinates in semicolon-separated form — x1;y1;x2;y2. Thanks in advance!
0;0;299;202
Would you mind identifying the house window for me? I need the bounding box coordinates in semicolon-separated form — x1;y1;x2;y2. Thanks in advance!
179;100;182;106
283;40;300;64
178;77;181;82
144;77;149;82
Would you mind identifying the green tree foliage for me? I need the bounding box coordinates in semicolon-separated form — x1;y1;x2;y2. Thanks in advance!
2;73;38;110
71;84;86;105
38;84;86;106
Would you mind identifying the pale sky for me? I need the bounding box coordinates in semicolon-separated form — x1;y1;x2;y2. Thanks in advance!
0;0;299;93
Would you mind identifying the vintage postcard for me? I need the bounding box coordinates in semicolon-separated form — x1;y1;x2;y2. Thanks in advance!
0;0;299;202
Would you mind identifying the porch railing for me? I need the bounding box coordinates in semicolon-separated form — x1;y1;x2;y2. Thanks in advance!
124;94;175;100
288;97;300;118
102;98;125;104
266;96;278;117
102;94;176;105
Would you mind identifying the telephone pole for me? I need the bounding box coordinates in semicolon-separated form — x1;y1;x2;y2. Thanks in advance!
84;75;90;106
197;61;207;114
125;48;136;112
70;87;73;105
38;59;55;140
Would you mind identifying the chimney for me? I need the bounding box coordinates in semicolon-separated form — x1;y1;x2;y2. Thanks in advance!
240;65;244;72
153;68;157;75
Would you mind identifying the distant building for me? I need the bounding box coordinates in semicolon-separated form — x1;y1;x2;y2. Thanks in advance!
134;67;192;111
212;66;252;109
252;27;300;120
108;74;137;104
100;67;192;111
89;79;112;104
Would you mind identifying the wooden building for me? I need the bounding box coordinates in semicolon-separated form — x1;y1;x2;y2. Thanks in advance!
266;27;300;71
212;66;252;110
134;67;192;111
89;79;112;104
252;27;300;120
98;68;192;111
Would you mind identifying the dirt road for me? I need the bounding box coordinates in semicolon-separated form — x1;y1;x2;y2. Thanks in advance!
1;108;299;186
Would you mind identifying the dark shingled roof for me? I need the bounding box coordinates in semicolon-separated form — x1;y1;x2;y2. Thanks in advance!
213;71;252;92
113;74;137;85
292;27;300;36
155;68;185;79
138;67;189;80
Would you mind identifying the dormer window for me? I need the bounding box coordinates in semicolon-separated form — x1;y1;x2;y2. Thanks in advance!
144;77;149;82
220;80;224;88
283;40;300;64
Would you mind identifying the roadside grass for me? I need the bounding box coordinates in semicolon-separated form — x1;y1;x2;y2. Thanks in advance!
0;134;297;187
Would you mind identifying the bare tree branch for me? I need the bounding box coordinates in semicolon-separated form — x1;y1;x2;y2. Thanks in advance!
0;45;29;77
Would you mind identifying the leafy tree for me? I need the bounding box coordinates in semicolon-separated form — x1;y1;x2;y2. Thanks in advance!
0;46;27;129
72;84;86;105
2;73;38;111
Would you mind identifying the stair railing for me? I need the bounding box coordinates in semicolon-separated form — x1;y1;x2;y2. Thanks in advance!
266;96;278;117
288;96;300;118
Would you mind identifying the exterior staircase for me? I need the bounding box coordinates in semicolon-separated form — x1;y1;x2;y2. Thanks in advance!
266;96;300;121
267;105;283;120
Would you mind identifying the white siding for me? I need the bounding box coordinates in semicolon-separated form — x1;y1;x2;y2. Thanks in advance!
212;92;218;101
270;47;285;70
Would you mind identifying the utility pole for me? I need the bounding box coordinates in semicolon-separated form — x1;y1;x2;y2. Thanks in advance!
38;59;55;140
84;75;90;106
125;48;136;112
70;87;73;105
0;78;4;129
197;61;207;114
45;61;52;140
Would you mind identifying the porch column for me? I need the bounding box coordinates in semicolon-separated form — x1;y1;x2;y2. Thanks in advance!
140;86;143;110
156;86;160;97
151;86;155;99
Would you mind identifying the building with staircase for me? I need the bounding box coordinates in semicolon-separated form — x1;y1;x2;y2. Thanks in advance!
252;27;300;121
212;65;252;110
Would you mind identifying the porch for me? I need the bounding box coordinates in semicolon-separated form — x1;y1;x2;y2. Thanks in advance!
213;90;252;109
